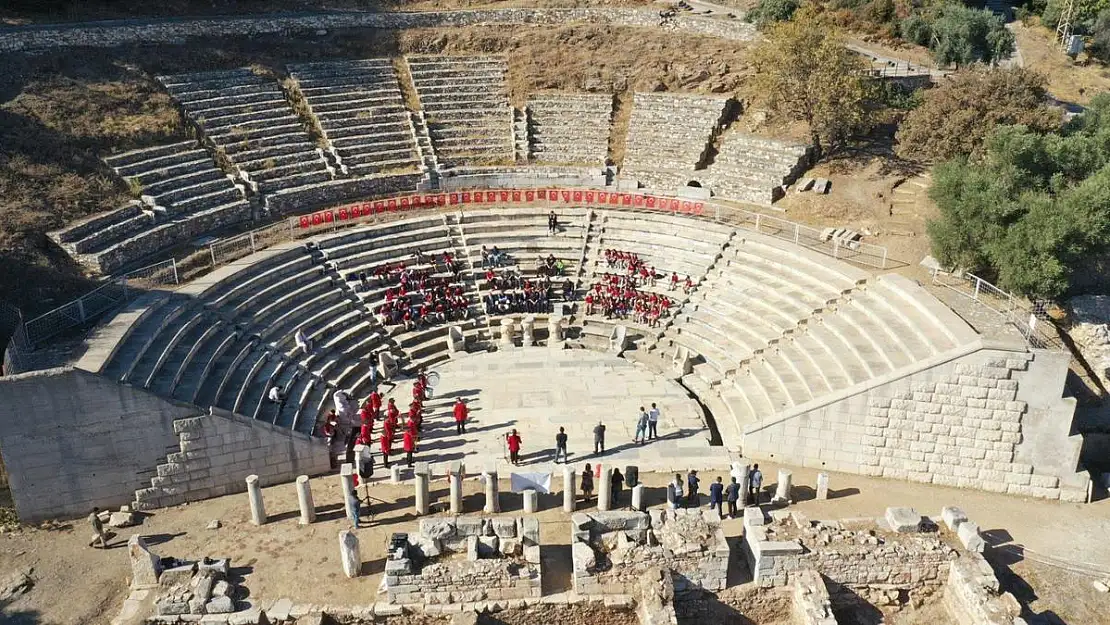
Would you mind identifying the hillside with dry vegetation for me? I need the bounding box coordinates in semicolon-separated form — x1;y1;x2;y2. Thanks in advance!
0;23;752;315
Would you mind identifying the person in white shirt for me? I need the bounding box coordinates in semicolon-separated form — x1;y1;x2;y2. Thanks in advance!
267;385;285;404
648;402;661;440
295;327;311;355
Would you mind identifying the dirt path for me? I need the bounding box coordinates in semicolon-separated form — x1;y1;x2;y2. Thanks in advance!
2;462;1108;624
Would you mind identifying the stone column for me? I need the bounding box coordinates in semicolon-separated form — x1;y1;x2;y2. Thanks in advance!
771;469;793;504
483;466;500;514
449;461;466;514
598;466;612;511
390;465;402;484
523;488;538;513
563;465;576;513
738;464;751;506
414;463;430;516
499;317;515;348
340;463;357;521
296;475;315;525
666;483;676;508
548;315;564;345
816;472;830;500
632;484;645;511
339;530;361;578
522;315;535;346
246;474;266;525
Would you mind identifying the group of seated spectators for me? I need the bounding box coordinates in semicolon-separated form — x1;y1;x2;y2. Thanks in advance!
585;273;676;327
353;251;461;293
374;260;472;330
481;269;576;315
535;253;567;277
480;245;510;268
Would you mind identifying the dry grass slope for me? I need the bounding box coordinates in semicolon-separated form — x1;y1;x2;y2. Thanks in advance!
0;23;751;315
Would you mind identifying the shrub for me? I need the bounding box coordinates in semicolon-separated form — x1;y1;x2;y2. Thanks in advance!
746;0;802;28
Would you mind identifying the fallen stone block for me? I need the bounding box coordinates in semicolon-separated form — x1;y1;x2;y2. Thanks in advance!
884;507;922;533
743;507;766;527
109;510;140;528
205;596;235;614
957;521;985;553
812;178;830;194
941;506;968;531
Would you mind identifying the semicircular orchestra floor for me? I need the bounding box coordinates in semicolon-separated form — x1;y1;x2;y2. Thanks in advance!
379;347;734;476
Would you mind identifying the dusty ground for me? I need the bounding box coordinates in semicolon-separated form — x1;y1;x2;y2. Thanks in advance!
1;461;1107;625
1012;20;1110;108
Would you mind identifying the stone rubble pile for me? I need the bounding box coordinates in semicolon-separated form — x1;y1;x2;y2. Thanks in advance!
383;516;542;605
571;509;729;597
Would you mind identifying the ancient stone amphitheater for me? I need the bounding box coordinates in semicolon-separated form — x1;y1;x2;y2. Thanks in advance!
0;55;1090;525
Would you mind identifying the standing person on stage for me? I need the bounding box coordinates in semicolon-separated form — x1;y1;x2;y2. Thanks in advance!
506;429;523;466
749;464;764;505
403;427;416;467
648;402;661;440
726;476;741;518
379;430;392;468
686;470;701;508
548;211;558;235
633;407;649;445
386;398;400;424
89;508;107;549
581;464;594;503
709;476;725;519
453;398;468;435
554;426;569;464
669;473;684;509
611;467;625;508
593;420;606;455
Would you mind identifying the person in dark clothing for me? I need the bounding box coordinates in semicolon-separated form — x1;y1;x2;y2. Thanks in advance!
581;464;595;503
555;426;569;463
749;464;764;505
611;467;625;508
593;421;606;454
548;211;558;235
686;470;701;508
726;476;741;518
709;476;725;519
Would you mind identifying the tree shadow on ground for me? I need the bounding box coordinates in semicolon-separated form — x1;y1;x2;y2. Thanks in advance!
984;546;1071;625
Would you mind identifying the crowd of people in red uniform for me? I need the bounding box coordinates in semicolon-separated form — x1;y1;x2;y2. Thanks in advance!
583;250;689;326
322;371;436;468
371;253;472;330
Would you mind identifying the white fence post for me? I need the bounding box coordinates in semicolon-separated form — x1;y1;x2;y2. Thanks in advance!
250;231;257;253
210;245;217;267
172;258;179;284
794;224;800;245
755;213;762;233
832;237;840;259
973;277;982;301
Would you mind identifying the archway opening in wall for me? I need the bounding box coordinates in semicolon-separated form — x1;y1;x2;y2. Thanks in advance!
686;180;702;188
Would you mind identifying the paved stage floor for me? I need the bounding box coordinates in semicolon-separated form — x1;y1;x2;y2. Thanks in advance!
380;347;735;477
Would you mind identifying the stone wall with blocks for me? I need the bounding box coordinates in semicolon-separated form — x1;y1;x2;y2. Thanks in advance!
132;407;331;511
571;509;730;598
943;552;1022;625
742;346;1088;502
383;516;542;606
0;367;198;521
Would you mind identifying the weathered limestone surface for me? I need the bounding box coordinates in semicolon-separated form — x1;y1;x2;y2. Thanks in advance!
571;509;729;597
791;569;837;625
385;516;541;605
132;409;330;511
129;535;163;588
943;553;1021;625
340;530;362;578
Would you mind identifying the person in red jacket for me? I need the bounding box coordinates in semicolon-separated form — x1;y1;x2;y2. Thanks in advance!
506;429;523;466
386;398;400;423
453;398;468;435
379;431;392;468
408;401;423;432
368;389;382;415
403;428;416;466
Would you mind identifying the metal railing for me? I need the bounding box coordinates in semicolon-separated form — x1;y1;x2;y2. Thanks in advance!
930;267;1063;350
20;259;180;347
12;187;891;351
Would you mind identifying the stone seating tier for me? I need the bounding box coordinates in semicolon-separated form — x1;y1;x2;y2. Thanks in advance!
53;202;145;245
324;120;413;141
102;140;199;169
209;123;304;144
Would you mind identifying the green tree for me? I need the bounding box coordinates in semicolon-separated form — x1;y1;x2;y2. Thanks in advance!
926;95;1110;298
750;10;873;158
896;67;1061;160
1089;9;1110;62
745;0;801;28
901;4;1015;66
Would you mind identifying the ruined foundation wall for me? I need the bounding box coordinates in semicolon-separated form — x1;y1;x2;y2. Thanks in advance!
571;510;729;598
943;554;1021;625
385;516;542;606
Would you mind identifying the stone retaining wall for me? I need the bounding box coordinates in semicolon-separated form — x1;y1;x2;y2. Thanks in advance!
132;407;331;511
943;553;1021;625
384;516;542;607
571;509;730;598
0;9;756;53
792;570;838;625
